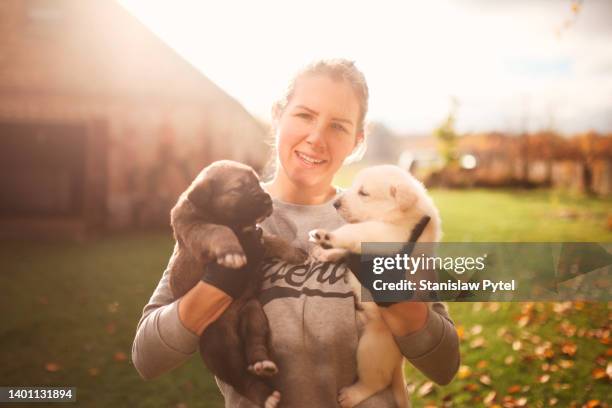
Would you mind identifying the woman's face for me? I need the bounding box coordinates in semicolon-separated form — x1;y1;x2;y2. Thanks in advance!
274;74;363;190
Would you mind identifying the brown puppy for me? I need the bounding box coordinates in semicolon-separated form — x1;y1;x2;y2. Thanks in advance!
168;160;305;408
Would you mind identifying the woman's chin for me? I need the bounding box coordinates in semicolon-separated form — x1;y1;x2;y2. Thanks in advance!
286;169;328;189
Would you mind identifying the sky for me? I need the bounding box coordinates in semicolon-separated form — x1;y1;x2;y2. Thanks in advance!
119;0;612;135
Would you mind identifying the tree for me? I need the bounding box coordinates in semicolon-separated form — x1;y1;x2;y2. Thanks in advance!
434;97;460;168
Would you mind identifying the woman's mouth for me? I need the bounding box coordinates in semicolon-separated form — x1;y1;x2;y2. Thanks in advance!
295;151;327;168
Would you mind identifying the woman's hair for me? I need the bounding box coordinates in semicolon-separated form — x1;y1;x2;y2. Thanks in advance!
265;59;370;177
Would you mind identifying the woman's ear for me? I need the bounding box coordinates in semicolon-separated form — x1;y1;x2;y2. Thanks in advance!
354;131;364;149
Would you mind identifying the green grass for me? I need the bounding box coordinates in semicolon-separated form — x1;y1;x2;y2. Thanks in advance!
0;189;610;407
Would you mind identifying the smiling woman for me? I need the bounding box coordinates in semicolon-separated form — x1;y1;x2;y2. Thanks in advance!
132;58;460;408
266;60;369;205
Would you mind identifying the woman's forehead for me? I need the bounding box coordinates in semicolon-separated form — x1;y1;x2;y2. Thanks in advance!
290;74;360;123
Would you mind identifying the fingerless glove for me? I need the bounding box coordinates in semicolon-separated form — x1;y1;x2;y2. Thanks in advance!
345;216;430;307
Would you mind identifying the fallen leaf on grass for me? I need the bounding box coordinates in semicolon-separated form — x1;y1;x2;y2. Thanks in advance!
529;334;542;345
45;362;61;372
507;385;522;394
418;381;435;397
517;315;530;328
458;365;472;379
463;383;479;392
549;397;558;406
497;327;508;337
470;337;485;349
113;352;127;362
559;360;574;369
515;397;527;407
483;391;496;405
106;322;117;335
456;325;465;340
585;400;601;408
591;367;607;380
558;321;577;337
538;374;550;383
107;301;120;313
479;375;492;386
512;340;522;351
471;324;483;335
502;395;516;407
477;360;489;369
561;342;577;356
88;368;99;376
504;356;515;365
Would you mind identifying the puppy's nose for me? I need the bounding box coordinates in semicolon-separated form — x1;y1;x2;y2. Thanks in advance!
262;193;272;206
333;199;341;209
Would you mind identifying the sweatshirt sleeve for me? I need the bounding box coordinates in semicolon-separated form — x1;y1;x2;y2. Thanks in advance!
393;302;460;385
131;266;201;380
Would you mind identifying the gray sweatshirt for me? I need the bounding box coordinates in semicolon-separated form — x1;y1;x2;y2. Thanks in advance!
132;197;460;407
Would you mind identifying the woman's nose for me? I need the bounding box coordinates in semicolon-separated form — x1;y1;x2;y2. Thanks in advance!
305;125;325;150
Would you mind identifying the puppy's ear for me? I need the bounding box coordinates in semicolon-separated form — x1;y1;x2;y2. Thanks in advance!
187;176;212;209
390;184;417;212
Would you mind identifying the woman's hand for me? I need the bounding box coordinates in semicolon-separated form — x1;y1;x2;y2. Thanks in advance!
379;301;429;336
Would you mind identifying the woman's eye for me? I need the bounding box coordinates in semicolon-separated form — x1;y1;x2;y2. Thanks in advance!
358;188;369;197
331;123;347;133
296;112;312;120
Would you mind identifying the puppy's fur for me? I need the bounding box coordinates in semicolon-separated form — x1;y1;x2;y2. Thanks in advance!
309;165;442;408
168;160;305;408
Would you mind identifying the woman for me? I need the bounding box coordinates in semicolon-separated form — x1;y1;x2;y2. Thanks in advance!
132;59;460;407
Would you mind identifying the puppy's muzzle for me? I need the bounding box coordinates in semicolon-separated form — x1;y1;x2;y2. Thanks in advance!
255;192;274;219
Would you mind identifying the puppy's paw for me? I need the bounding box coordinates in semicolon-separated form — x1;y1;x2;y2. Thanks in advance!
264;391;281;408
216;251;247;269
310;246;348;263
247;360;278;377
308;229;334;249
338;385;368;408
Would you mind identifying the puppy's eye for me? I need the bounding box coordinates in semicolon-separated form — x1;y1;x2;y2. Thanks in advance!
358;188;369;197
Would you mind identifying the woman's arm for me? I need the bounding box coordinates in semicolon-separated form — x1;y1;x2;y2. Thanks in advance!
131;268;232;380
383;301;460;386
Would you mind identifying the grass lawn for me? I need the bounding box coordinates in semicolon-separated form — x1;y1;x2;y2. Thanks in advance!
0;189;610;407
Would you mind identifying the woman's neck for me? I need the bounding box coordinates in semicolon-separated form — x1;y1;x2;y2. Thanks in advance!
264;174;336;205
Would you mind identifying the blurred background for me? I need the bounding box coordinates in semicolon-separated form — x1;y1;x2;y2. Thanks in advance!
0;0;610;407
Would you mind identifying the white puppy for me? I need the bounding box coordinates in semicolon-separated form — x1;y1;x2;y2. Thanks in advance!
309;165;442;408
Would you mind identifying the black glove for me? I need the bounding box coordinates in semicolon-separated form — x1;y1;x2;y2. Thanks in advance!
201;226;264;299
345;216;431;307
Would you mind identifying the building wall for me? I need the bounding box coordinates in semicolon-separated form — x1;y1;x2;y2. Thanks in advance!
0;0;269;236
